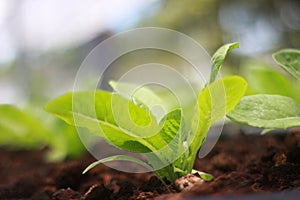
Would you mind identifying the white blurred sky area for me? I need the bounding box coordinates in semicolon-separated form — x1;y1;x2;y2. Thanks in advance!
0;0;159;63
0;0;299;104
0;0;159;104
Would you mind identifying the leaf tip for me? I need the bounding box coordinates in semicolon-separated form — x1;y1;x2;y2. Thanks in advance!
82;165;93;174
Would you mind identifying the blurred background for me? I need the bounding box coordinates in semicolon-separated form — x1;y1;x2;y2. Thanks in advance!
0;0;299;158
1;0;299;105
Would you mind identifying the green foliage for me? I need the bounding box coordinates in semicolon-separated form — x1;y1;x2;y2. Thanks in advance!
209;42;239;84
45;43;246;181
240;61;298;101
180;76;247;175
45;118;86;161
0;105;50;148
109;80;180;113
191;169;214;181
228;49;300;130
273;49;300;80
227;95;300;129
46;77;246;181
0;104;86;161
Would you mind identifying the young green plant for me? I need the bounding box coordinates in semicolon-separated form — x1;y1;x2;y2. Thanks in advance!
45;42;247;182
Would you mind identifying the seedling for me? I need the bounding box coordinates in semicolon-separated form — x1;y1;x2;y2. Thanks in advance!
45;43;247;182
228;49;300;132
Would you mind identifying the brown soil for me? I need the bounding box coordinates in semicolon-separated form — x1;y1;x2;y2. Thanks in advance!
0;128;299;200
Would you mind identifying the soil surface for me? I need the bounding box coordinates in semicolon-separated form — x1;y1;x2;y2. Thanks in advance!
0;128;299;200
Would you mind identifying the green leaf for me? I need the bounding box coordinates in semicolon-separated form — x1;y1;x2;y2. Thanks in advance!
110;80;179;109
191;169;214;181
109;80;188;121
83;155;153;174
260;129;274;135
0;105;50;149
204;76;248;123
159;109;181;144
209;42;239;84
241;65;294;97
158;109;184;162
0;104;86;161
184;76;247;173
273;49;300;80
45;119;86;161
45;90;161;153
228;94;300;129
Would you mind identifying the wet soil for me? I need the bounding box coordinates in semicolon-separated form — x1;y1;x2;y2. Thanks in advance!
0;128;299;200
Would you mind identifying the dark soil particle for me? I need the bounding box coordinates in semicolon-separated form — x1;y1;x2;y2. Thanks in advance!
0;128;299;200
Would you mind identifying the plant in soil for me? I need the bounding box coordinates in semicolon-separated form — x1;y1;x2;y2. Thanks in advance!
0;44;299;200
45;42;248;182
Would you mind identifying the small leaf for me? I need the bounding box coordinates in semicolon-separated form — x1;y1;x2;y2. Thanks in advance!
273;49;300;80
260;129;274;135
228;94;300;129
191;169;214;181
210;42;239;84
83;155;153;174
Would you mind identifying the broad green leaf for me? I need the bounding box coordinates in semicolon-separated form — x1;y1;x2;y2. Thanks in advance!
227;94;300;129
209;42;239;84
0;105;50;149
293;80;300;103
45;90;161;153
183;76;247;172
273;49;300;80
83;155;153;174
205;76;248;123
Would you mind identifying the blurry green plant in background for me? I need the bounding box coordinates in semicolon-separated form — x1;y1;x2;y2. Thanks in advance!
240;58;300;103
228;49;300;132
0;104;86;161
